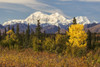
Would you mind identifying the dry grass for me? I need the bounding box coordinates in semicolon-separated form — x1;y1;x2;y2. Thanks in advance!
0;48;99;67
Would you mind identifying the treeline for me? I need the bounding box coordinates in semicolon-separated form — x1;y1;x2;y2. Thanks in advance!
0;18;99;57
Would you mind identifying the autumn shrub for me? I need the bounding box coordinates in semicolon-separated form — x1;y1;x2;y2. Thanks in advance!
32;36;42;51
73;47;86;57
0;40;9;48
0;30;19;49
43;34;67;54
55;34;67;54
66;46;86;57
43;37;55;53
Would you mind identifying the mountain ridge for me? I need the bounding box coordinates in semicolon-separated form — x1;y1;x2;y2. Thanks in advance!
1;11;100;33
3;11;98;26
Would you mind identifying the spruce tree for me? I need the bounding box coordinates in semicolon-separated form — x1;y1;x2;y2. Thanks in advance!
35;20;43;51
8;25;10;31
31;29;34;36
73;17;77;24
43;30;46;40
16;24;21;47
12;26;15;33
0;30;1;40
58;26;60;34
92;33;96;49
4;27;6;36
35;20;42;39
2;28;7;39
16;24;19;35
25;23;30;47
87;30;92;49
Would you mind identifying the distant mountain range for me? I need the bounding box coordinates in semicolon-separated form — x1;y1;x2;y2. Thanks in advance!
0;11;100;33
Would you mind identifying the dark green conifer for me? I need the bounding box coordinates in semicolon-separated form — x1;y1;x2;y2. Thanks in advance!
58;26;60;34
25;23;30;47
35;20;42;39
73;17;77;24
12;26;15;33
0;30;1;40
16;24;19;35
4;27;6;36
92;33;96;49
31;29;34;36
8;25;10;31
87;30;92;49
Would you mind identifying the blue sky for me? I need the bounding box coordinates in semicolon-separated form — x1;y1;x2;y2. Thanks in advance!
0;0;100;24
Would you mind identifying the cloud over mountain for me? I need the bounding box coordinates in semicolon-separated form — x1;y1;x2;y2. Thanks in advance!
0;0;63;14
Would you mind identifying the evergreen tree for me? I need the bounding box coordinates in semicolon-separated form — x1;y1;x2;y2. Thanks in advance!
35;20;42;39
43;30;46;40
12;26;15;33
16;24;19;35
58;26;60;34
31;29;34;36
92;33;96;49
34;20;43;51
16;24;22;47
43;30;46;36
73;17;77;24
21;30;25;47
4;27;7;36
30;29;34;47
8;25;10;31
2;28;6;39
0;30;1;40
87;30;92;49
25;23;30;47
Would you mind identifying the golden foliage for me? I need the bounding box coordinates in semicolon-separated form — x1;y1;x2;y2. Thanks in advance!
55;34;65;45
2;30;18;49
43;37;55;52
67;24;87;47
6;30;18;42
32;36;42;51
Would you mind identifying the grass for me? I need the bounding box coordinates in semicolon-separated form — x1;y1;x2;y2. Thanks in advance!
0;48;100;67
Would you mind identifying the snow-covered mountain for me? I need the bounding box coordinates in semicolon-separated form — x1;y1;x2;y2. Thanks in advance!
3;11;96;26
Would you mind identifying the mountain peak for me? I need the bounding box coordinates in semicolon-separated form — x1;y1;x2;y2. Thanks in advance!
3;11;94;26
75;16;91;24
53;12;60;16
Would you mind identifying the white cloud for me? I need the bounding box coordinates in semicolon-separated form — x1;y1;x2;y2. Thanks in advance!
0;0;64;14
0;3;30;12
60;0;100;2
0;0;35;4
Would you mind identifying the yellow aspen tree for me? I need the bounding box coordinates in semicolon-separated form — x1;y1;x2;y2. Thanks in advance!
2;30;18;49
6;30;18;41
67;24;87;47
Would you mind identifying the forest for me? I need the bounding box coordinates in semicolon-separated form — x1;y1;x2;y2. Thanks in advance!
0;18;100;67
